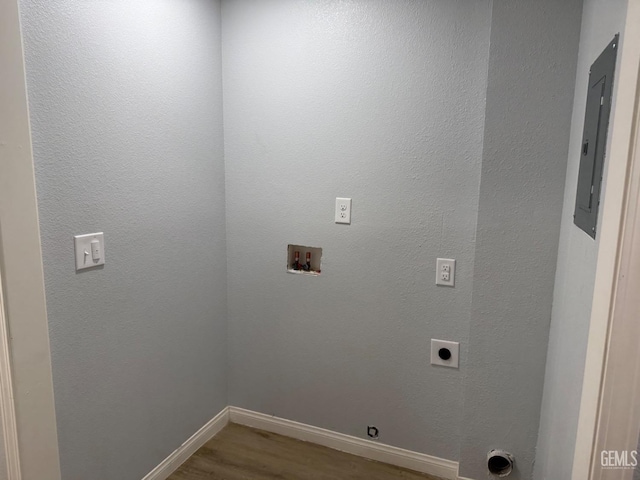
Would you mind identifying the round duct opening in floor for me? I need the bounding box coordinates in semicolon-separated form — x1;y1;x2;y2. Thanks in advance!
487;449;514;477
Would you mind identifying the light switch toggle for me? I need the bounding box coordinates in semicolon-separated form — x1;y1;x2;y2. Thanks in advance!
91;239;101;261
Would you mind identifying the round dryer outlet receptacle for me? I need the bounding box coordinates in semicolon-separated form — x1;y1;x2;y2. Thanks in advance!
438;348;452;360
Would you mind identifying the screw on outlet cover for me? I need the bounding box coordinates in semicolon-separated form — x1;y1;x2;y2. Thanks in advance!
367;426;379;439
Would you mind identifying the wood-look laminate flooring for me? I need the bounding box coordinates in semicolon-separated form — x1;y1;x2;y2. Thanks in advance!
168;423;444;480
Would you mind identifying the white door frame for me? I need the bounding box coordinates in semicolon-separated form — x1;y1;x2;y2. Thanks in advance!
0;0;61;479
592;66;640;479
0;271;21;479
573;0;640;478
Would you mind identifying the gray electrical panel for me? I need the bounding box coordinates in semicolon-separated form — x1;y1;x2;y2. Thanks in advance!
574;35;618;238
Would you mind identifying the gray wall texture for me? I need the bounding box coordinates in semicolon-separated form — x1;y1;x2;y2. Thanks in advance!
223;0;491;462
458;0;583;478
19;1;228;479
18;0;595;478
534;0;629;478
223;1;582;477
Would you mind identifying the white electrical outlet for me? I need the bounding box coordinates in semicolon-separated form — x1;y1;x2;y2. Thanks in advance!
436;258;455;287
430;339;459;368
335;197;352;224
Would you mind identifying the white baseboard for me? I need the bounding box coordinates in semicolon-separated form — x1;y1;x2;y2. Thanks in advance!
142;405;470;480
142;406;229;480
228;406;459;480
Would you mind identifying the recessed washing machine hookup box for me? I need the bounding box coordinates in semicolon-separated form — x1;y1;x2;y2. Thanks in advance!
287;244;322;276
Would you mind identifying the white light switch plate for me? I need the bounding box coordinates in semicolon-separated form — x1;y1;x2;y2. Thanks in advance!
436;258;456;287
74;232;105;270
335;197;352;224
431;339;459;368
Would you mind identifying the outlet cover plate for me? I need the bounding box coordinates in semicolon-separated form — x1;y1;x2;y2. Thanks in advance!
436;258;456;287
431;339;459;368
335;197;352;224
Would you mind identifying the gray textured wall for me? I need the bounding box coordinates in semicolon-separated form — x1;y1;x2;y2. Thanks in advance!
456;0;584;478
19;1;228;479
534;0;629;478
17;0;592;478
223;0;492;462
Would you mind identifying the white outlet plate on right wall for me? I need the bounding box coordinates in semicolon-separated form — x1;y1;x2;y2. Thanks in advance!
436;258;456;287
